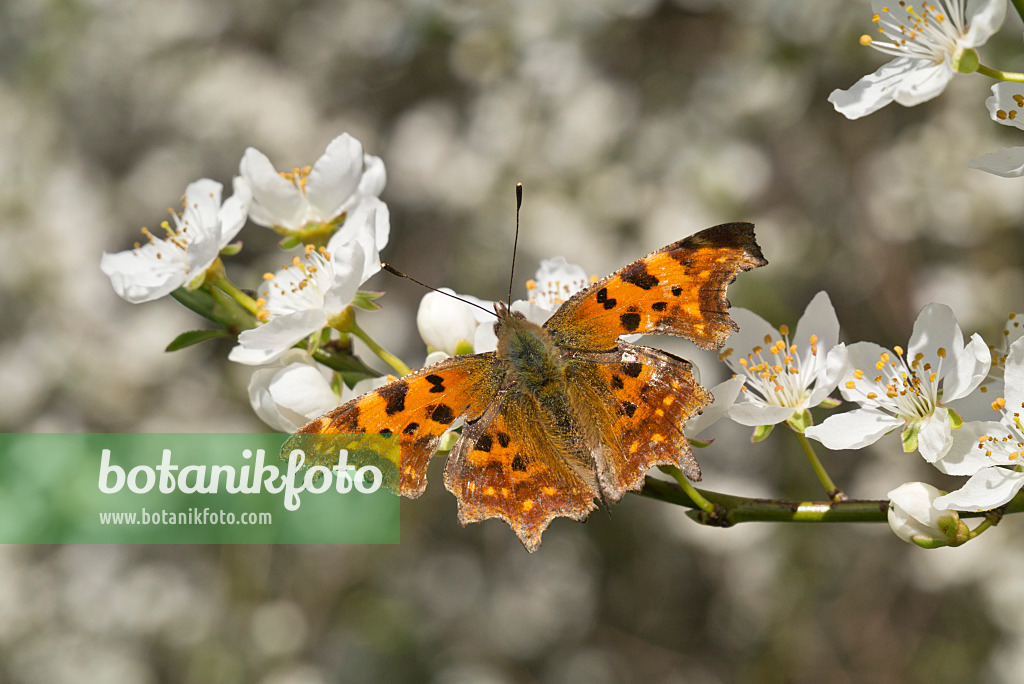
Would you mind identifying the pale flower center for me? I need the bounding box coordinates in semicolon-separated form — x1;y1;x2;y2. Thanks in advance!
975;399;1024;461
130;195;209;262
722;325;819;408
846;345;944;420
859;1;967;61
279;166;313;195
257;245;332;321
526;273;594;309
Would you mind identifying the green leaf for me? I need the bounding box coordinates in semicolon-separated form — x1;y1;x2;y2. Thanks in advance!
165;329;233;352
688;438;713;449
751;424;774;443
948;407;964;430
220;241;243;256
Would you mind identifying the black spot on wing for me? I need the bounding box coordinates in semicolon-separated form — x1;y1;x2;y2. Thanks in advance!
621;362;642;378
671;286;683;297
511;454;527;472
425;374;446;393
611;375;624;390
620;312;641;332
475;434;493;453
596;287;617;310
620;262;659;290
619;401;637;418
403;422;420;435
651;301;667;312
430;403;455;425
379;382;408;416
496;431;511;448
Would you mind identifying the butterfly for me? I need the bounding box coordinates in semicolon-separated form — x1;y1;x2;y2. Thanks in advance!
287;223;766;551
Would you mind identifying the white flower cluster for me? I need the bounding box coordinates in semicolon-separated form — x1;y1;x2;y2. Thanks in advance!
831;0;1024;177
102;133;390;429
715;291;1024;547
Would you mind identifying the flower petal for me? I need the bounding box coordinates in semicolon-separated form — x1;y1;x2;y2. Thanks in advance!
240;147;307;229
891;60;955;107
983;82;1024;131
218;176;252;246
306;134;364;220
968;147;1024;177
941;332;991;401
840;341;893;402
322;241;366;312
720;307;779;373
962;0;1008;47
182;179;224;228
330;197;390;282
249;359;339;432
417;288;486;356
793;291;840;378
807;343;848;407
358;154;387;198
829;57;926;119
887;481;948;543
908;303;960;381
804;407;902;450
917;407;953;463
934;420;1007;475
934;466;1024;511
687;376;745;436
1004;337;1024;409
727;401;795;427
228;309;328;366
100;242;189;303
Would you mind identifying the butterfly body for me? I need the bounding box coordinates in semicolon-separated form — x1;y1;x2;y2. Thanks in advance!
290;222;766;551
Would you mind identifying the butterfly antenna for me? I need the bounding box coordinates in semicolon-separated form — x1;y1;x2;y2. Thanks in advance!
506;183;523;307
381;263;497;319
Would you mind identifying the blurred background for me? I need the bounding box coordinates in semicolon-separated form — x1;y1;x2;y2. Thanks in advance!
2;0;1024;681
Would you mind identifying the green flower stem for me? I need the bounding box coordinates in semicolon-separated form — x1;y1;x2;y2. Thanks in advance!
976;63;1024;83
207;270;260;316
967;516;997;540
638;477;1024;525
794;430;846;501
349;322;412;376
657;465;718;516
639;476;886;524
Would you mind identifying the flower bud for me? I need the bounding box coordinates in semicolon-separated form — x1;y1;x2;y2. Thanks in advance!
887;482;966;548
416;289;493;356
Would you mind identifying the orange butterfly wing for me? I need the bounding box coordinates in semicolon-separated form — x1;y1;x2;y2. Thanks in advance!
544;222;766;351
563;343;711;496
443;392;599;552
293;354;503;497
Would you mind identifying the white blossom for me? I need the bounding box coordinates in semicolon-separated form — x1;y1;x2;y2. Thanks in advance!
721;291;847;427
101;178;251;303
805;304;990;462
241;133;385;233
829;0;1007;119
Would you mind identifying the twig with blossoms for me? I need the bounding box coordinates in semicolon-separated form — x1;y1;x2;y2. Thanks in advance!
101;130;1024;550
